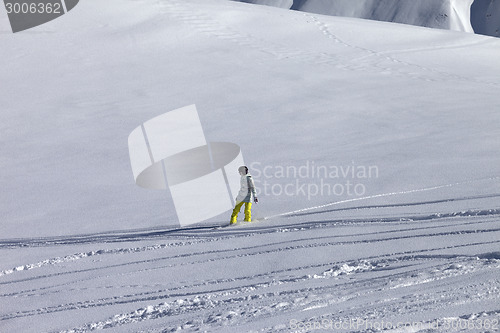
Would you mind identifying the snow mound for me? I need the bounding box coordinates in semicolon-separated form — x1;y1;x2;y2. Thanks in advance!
311;260;379;278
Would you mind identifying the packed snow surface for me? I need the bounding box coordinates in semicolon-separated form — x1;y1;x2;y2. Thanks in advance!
1;0;499;332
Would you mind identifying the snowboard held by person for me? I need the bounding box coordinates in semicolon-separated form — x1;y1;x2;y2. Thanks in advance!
230;165;258;224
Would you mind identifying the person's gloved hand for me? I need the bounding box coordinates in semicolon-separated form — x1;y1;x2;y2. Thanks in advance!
254;197;259;203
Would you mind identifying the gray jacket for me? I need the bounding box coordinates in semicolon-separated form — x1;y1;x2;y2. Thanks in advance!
236;174;257;203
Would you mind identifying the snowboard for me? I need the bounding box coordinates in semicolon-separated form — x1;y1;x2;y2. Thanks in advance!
214;218;264;229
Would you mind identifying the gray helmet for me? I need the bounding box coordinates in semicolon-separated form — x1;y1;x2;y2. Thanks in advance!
238;166;248;174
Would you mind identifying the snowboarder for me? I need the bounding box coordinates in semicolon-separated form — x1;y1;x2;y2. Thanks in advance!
230;166;258;224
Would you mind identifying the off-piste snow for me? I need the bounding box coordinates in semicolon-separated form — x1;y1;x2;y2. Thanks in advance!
0;0;499;332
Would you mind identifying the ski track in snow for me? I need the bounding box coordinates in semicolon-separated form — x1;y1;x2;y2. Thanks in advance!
267;176;500;219
1;176;499;332
303;14;499;87
2;177;498;248
159;0;498;87
1;179;499;331
15;254;500;332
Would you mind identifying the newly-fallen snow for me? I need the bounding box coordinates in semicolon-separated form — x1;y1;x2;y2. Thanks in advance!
0;0;499;332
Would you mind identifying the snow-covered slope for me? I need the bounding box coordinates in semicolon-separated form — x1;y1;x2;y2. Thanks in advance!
1;0;499;239
1;0;500;331
292;0;474;32
235;0;500;37
234;0;475;32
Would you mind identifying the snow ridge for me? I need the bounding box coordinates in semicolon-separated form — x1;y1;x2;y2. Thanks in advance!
234;0;500;37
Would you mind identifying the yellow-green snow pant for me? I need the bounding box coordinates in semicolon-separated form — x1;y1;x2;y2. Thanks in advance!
230;201;252;223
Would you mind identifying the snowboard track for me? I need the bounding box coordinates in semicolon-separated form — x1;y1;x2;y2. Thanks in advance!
2;176;499;248
1;188;499;330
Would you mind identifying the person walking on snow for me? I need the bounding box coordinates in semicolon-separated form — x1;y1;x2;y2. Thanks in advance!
230;166;258;224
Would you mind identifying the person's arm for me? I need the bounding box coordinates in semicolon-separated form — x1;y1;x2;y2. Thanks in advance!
247;176;258;203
